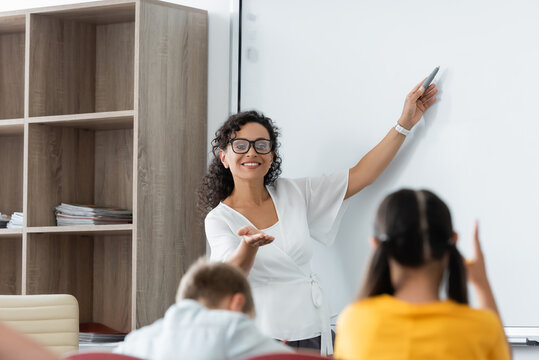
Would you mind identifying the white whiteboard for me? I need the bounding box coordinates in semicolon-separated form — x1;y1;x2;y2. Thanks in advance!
239;0;539;329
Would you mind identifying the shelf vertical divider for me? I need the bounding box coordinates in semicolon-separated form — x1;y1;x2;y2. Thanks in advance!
131;0;141;332
21;11;31;295
135;0;208;328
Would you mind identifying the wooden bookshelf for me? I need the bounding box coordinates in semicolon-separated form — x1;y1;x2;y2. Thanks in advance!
0;0;208;333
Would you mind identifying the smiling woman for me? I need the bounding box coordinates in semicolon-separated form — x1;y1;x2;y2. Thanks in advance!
197;111;282;218
197;81;437;355
220;123;275;185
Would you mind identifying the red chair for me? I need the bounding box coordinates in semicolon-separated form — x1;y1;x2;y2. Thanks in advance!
245;353;329;360
63;352;142;360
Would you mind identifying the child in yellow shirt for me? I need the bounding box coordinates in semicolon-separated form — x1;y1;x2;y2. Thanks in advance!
335;189;510;360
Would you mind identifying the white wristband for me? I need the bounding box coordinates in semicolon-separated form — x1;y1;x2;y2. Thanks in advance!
394;123;410;136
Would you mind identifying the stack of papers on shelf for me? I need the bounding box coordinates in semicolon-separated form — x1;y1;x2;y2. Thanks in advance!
55;203;132;226
79;332;126;343
7;212;23;229
79;322;126;344
0;214;9;228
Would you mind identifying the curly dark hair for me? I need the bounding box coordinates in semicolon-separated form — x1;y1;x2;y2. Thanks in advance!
197;110;282;217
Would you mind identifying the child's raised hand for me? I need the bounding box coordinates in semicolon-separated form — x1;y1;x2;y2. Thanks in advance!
464;220;501;316
464;220;490;288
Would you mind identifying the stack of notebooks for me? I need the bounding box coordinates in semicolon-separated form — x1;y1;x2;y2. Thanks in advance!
79;332;126;344
55;203;132;226
0;214;9;229
8;212;23;228
79;323;126;344
0;212;23;229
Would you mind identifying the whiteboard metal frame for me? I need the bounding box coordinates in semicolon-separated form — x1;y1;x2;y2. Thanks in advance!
229;0;539;347
506;327;539;347
229;0;241;114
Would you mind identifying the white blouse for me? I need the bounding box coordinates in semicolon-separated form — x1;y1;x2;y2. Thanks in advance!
205;170;349;355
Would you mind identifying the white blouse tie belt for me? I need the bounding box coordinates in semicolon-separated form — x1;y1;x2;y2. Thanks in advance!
310;273;333;355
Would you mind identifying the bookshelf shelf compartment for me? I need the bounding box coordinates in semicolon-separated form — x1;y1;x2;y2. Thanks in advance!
0;133;23;217
29;4;135;117
27;232;132;333
27;123;133;227
0;15;25;121
0;237;22;295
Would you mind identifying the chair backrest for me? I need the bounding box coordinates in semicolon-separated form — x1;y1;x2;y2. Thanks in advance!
245;353;329;360
64;352;142;360
0;294;79;354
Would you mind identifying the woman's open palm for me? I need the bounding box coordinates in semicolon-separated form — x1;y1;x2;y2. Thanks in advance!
237;226;274;248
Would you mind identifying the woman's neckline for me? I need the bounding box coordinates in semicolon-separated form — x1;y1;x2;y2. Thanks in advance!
220;185;280;231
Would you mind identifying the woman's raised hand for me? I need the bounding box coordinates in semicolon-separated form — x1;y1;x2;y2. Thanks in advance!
237;226;275;248
398;80;438;130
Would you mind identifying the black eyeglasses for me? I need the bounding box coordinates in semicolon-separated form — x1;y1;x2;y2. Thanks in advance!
229;138;273;154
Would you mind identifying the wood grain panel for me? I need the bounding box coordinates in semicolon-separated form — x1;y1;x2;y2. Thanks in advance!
0;237;22;294
28;110;134;130
0;135;23;215
0;120;24;135
33;3;135;25
29;15;96;116
94;129;133;209
26;224;132;235
0;229;22;238
27;124;95;226
136;1;208;327
93;235;131;332
26;233;93;323
0;15;25;34
96;22;134;112
0;32;25;119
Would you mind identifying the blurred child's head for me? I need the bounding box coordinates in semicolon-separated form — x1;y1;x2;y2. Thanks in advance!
176;258;255;317
359;189;468;304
